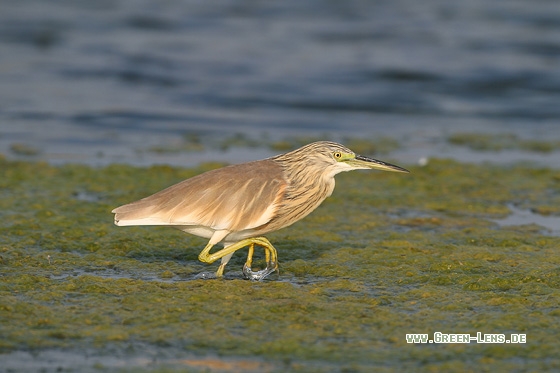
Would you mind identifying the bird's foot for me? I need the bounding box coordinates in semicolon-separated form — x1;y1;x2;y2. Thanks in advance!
195;271;218;280
243;260;278;281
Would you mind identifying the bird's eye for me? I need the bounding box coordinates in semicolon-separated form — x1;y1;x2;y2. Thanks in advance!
333;152;342;160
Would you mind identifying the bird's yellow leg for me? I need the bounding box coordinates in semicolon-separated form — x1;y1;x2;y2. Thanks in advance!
242;237;278;281
197;237;278;281
245;243;255;269
198;241;239;273
198;242;229;278
215;260;227;278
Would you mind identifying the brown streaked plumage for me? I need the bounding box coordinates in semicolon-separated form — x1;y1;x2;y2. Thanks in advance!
112;141;409;281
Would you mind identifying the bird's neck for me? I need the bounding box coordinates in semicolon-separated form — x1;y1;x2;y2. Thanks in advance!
276;157;336;203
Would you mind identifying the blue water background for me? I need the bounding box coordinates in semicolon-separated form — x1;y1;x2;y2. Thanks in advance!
0;0;559;166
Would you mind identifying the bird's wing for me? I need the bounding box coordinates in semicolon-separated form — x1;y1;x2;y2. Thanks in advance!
112;159;287;232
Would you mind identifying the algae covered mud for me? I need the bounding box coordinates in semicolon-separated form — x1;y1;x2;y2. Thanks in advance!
1;152;560;372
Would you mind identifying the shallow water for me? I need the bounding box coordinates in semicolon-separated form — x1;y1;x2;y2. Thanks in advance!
493;204;560;236
1;1;560;372
1;0;559;167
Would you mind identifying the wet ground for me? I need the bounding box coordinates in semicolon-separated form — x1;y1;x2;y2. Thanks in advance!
2;0;560;371
1;153;559;372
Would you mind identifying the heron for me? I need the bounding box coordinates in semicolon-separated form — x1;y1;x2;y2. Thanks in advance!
112;141;409;281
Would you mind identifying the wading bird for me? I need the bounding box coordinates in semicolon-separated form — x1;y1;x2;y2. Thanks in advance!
112;141;409;281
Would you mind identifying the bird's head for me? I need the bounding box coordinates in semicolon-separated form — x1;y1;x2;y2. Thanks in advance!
286;141;409;177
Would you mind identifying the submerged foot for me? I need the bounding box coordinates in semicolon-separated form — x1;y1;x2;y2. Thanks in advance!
195;271;218;280
242;261;278;281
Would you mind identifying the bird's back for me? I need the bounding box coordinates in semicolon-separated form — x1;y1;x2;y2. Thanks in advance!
112;159;287;232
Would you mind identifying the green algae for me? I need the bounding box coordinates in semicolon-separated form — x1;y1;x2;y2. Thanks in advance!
1;155;560;372
448;132;560;153
9;143;42;157
143;133;401;158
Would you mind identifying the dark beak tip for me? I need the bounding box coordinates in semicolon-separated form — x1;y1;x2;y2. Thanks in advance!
357;154;410;173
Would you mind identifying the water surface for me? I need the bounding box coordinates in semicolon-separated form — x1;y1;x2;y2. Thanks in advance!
0;0;559;166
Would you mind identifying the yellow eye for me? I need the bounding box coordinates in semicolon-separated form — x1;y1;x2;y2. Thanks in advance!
333;152;342;160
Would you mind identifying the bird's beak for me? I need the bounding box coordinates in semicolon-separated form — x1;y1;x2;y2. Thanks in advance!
348;155;410;173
